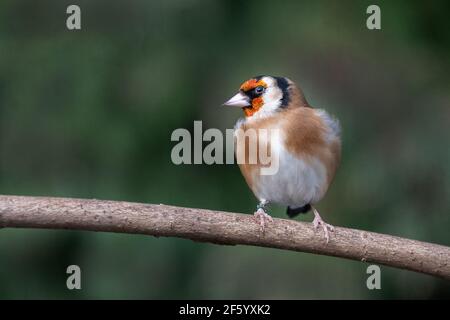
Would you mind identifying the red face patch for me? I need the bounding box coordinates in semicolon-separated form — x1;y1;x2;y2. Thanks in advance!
240;79;267;117
240;79;267;92
243;97;263;117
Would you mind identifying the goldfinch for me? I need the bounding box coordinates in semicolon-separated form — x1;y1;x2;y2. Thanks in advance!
224;76;341;242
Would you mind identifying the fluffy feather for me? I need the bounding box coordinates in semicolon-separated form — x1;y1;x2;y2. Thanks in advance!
234;77;341;210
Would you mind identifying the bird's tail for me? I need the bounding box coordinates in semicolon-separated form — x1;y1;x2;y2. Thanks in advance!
286;204;311;218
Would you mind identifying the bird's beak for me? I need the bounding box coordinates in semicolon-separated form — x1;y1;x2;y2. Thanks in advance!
223;92;251;107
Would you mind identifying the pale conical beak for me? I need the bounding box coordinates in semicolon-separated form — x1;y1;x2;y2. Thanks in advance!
223;92;251;107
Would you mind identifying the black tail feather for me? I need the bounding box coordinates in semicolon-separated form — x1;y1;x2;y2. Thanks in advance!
286;204;311;218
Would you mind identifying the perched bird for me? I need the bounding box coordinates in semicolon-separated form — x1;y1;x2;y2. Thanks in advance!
223;75;341;242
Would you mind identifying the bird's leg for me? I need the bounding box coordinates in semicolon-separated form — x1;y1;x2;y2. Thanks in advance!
253;199;273;232
312;206;334;243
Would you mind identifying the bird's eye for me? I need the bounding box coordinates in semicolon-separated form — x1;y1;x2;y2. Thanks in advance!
254;86;265;95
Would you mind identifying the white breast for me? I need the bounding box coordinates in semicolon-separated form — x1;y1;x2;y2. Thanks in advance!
252;133;328;207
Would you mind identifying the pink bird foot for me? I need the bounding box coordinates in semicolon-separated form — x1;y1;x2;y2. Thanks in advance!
254;208;273;232
312;207;334;243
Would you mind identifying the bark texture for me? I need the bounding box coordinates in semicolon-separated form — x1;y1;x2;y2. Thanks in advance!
0;195;449;279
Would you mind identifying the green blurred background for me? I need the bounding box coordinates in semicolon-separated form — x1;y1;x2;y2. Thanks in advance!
1;0;449;299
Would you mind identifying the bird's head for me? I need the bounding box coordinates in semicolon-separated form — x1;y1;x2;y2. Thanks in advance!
223;75;307;118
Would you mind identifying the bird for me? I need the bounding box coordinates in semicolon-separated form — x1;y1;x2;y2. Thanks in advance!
223;75;341;242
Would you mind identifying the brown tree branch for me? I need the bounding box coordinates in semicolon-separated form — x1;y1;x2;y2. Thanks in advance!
0;194;449;280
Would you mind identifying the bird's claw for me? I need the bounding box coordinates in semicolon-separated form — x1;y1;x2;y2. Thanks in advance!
312;211;334;243
254;208;273;233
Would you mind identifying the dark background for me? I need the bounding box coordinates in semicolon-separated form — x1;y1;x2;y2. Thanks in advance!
0;0;449;298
